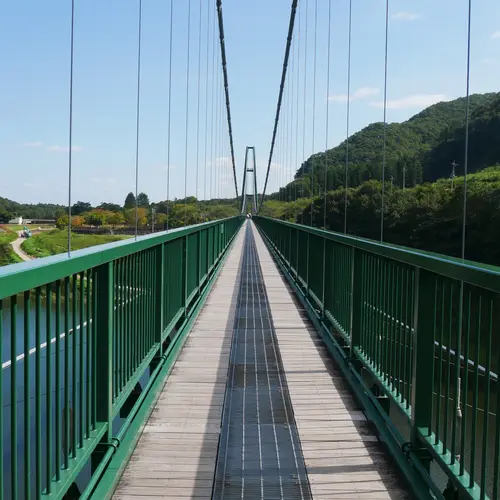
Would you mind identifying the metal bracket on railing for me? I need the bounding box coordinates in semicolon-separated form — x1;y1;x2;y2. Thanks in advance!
401;442;432;463
99;437;121;454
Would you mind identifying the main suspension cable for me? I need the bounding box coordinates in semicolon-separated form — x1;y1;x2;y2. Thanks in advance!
258;0;299;213
216;0;238;198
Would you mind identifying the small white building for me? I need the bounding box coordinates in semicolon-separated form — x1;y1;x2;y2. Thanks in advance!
8;216;23;225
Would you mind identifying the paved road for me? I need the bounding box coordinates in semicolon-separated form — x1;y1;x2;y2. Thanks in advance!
11;231;34;262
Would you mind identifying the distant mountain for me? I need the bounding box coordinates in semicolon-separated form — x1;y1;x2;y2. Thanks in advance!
287;92;500;197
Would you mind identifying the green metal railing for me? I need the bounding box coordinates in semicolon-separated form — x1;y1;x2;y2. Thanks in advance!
0;216;242;500
255;216;500;500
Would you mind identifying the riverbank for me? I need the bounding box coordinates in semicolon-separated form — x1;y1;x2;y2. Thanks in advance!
0;228;22;266
21;229;130;258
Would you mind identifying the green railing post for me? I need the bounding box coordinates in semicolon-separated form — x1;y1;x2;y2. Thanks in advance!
197;231;202;288
183;235;188;311
155;243;165;346
94;261;114;439
410;267;436;462
306;233;310;296
350;247;363;348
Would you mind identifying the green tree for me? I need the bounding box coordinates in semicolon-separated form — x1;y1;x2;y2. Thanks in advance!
136;192;150;208
0;207;12;223
84;210;106;227
72;201;92;215
108;212;125;226
124;192;136;209
56;215;69;230
98;202;122;212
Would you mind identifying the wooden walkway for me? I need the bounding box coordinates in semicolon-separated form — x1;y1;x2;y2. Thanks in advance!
112;221;411;499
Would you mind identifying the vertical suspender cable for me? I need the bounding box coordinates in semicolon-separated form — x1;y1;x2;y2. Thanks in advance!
134;0;143;240
380;0;389;242
461;0;472;260
258;0;298;213
195;0;202;215
213;47;221;203
301;0;308;221
66;0;76;256
309;0;318;226
203;1;211;218
457;2;472;478
289;36;295;204
166;0;174;231
344;0;352;234
294;6;301;207
183;0;192;226
323;0;332;230
209;8;216;210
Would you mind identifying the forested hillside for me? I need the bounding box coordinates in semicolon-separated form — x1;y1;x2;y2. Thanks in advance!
262;166;500;266
282;92;500;198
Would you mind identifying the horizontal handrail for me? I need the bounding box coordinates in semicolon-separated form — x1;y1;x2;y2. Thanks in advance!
0;217;236;301
256;216;500;293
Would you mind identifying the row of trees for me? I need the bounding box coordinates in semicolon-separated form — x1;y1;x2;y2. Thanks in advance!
261;166;500;266
56;193;240;231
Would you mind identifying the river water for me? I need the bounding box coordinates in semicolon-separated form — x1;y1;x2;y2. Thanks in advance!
0;301;150;499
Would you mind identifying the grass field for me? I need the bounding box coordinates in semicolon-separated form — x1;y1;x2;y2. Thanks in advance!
0;227;22;266
21;229;130;258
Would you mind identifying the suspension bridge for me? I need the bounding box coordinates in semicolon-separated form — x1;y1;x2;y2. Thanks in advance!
1;0;498;499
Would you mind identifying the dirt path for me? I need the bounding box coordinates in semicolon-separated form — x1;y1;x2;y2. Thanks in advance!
11;231;34;262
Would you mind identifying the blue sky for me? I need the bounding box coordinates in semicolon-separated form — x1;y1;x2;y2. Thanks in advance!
1;0;499;206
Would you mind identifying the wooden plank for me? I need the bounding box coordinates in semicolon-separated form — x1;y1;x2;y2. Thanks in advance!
252;223;411;500
112;224;246;499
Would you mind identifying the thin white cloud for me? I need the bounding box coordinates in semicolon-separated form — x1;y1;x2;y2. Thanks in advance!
328;87;379;103
91;177;116;185
159;164;178;172
22;141;44;148
47;145;83;153
208;156;232;168
482;58;497;66
370;94;446;110
392;11;421;21
492;31;500;40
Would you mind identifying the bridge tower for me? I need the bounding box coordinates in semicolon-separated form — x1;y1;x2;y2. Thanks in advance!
240;146;259;215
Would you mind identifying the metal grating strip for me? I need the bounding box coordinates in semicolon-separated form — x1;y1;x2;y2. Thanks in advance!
212;224;312;500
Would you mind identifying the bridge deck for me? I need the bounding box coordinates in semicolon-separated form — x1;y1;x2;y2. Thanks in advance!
113;222;410;499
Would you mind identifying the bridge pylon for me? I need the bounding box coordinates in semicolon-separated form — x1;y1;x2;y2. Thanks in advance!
240;146;258;215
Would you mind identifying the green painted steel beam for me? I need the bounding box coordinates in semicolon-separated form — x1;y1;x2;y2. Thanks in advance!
255;216;500;293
